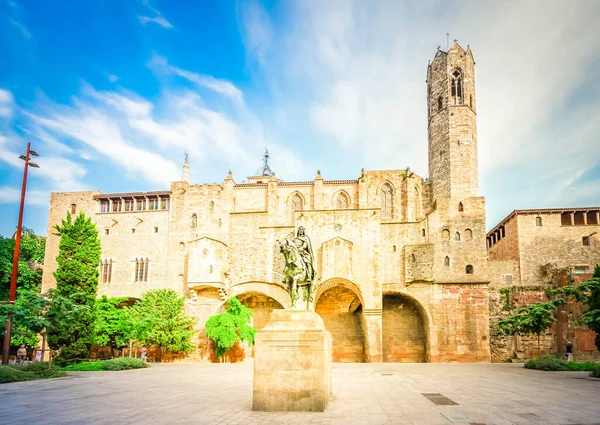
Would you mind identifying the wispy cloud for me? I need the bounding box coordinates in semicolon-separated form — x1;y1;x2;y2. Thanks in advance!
0;89;14;118
107;74;120;83
0;187;49;206
148;55;244;104
238;0;272;65
138;1;172;29
5;0;31;38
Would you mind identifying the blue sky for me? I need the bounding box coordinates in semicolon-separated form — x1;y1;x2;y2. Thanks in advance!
1;0;599;237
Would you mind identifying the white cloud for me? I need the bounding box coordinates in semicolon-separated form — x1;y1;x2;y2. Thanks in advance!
5;1;31;39
238;0;272;65
237;0;600;227
0;89;14;118
148;55;244;104
138;1;172;29
138;15;172;29
0;187;49;206
108;74;120;83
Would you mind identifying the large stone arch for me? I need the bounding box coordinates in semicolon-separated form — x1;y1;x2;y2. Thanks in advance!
228;281;292;310
314;278;367;363
381;290;430;363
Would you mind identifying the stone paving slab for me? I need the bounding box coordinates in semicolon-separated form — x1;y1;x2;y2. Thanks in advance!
0;363;599;425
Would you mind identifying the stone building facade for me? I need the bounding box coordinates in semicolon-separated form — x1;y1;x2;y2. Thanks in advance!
486;208;600;361
42;42;492;363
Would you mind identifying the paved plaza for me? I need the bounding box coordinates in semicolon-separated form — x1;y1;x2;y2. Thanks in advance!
1;362;599;425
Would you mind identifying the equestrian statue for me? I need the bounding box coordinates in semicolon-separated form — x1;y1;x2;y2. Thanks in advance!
277;226;316;309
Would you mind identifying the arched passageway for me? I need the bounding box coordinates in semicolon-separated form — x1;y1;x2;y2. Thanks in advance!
315;286;366;362
382;293;428;362
237;291;284;330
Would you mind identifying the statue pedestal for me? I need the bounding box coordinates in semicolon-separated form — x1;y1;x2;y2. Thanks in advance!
252;310;332;412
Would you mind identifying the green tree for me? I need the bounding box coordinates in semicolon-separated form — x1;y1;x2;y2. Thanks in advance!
129;289;195;353
46;213;101;361
498;299;565;353
205;297;257;359
551;265;600;349
0;229;46;348
94;296;132;352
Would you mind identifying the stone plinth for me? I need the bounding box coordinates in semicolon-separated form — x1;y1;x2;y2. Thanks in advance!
253;309;332;412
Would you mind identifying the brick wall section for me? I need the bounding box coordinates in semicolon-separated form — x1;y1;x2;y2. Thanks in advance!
382;294;427;362
315;286;366;362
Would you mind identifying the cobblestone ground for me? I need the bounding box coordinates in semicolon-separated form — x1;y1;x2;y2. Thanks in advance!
1;363;599;425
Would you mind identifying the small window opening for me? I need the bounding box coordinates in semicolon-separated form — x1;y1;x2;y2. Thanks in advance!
71;203;77;214
209;265;213;274
574;266;588;274
469;95;473;108
442;229;450;241
393;245;397;252
191;213;197;228
421;228;425;237
154;227;158;233
455;232;461;241
505;274;513;285
535;216;542;227
444;256;450;267
583;236;590;246
466;265;474;274
458;202;464;212
437;96;442;111
411;253;416;262
131;228;135;234
105;228;110;236
465;229;473;240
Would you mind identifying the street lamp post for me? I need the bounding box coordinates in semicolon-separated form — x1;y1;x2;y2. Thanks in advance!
2;142;39;365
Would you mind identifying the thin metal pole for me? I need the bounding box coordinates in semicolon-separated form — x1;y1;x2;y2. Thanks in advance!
2;143;31;365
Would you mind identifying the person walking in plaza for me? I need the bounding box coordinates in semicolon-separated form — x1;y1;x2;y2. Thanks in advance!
16;344;27;364
565;341;573;362
140;345;148;362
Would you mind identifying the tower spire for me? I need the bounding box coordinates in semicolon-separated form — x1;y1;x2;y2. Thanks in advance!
182;150;190;183
261;147;273;176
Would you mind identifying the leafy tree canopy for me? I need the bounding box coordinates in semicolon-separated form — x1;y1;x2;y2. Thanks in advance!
0;228;45;300
498;299;564;350
94;296;132;349
129;289;195;353
205;297;257;358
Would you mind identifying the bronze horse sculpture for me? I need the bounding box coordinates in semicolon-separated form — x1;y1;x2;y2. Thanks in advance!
278;239;313;309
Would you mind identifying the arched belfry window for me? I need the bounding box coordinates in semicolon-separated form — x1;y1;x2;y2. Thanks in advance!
190;213;197;228
380;183;393;219
451;70;463;105
335;192;350;209
455;232;461;241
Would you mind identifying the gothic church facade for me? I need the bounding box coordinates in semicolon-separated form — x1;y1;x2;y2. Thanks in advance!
42;42;492;363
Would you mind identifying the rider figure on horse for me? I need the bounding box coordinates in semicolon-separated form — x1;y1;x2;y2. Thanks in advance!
293;226;315;283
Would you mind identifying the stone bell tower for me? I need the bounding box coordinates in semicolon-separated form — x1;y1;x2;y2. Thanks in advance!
427;41;478;203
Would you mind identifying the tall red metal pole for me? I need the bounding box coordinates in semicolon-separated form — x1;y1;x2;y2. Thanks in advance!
2;143;31;365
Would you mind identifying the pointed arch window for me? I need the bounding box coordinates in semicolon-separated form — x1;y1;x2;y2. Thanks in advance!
535;216;542;227
380;183;393;219
455;232;461;241
100;259;113;283
444;256;450;267
442;229;450;241
190;213;197;228
335;192;350;209
465;229;473;240
135;258;149;282
291;193;303;211
451;70;463;105
458;202;464;212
